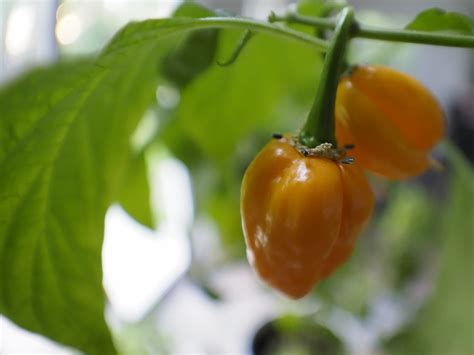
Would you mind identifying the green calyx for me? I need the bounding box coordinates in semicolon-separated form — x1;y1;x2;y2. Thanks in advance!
299;7;355;148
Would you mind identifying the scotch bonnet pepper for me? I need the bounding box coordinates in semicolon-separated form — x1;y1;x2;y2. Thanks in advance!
240;135;374;299
335;65;445;179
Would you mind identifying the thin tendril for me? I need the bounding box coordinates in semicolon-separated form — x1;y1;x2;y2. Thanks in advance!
218;30;255;67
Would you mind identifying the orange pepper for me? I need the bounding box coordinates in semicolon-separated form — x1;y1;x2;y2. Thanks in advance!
240;135;374;299
335;65;445;179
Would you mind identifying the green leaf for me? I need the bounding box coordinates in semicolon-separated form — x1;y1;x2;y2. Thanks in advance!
384;141;474;355
161;2;219;88
1;17;239;353
0;60;119;354
117;151;154;228
405;8;474;35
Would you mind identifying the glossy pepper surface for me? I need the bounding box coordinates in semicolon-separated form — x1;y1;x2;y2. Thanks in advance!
241;136;374;299
335;65;445;179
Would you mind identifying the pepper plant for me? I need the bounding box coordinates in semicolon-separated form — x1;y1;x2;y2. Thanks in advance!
0;1;473;354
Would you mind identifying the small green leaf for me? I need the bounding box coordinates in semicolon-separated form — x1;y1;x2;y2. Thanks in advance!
405;8;474;35
161;2;219;88
118;151;154;228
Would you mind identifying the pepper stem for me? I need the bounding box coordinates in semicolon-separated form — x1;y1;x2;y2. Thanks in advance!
299;7;355;148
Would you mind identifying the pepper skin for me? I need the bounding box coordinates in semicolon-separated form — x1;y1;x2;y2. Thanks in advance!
241;136;374;299
335;65;445;179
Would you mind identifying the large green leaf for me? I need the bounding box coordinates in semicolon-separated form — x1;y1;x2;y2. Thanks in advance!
0;16;198;354
0;47;162;352
0;31;162;354
405;8;474;35
0;61;121;354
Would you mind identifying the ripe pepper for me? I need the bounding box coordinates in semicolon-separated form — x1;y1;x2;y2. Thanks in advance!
335;65;445;179
240;135;374;299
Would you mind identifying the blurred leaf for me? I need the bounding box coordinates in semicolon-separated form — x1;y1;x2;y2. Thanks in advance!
297;0;326;16
384;141;474;355
161;2;219;88
311;227;373;316
348;12;410;67
1;16;250;353
378;184;438;287
118;151;154;228
172;2;215;18
379;185;436;245
173;30;322;164
405;8;474;35
313;181;439;314
204;177;243;256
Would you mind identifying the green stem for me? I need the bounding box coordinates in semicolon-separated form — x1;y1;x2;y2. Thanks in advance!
271;13;474;48
356;26;474;48
299;7;355;148
188;17;329;50
271;13;334;30
217;30;254;66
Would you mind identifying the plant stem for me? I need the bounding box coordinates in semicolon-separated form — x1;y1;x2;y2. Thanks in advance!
356;26;474;48
271;13;334;30
187;17;329;51
271;13;474;48
299;7;354;148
